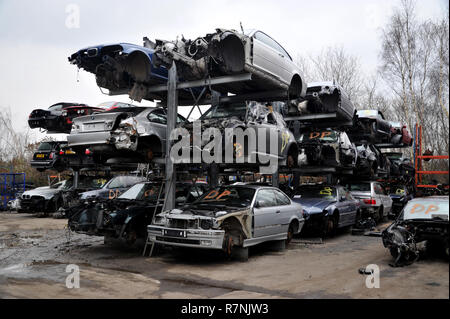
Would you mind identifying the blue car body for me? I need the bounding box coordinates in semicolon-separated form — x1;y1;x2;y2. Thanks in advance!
69;43;201;102
291;185;360;234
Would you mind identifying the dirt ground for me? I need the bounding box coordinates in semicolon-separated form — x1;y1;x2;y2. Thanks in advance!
0;212;448;299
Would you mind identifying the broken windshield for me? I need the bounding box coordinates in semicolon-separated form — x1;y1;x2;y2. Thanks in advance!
200;102;247;120
299;131;338;143
119;183;160;201
294;186;337;200
192;186;255;208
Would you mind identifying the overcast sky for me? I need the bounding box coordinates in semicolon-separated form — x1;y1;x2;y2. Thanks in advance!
0;0;447;141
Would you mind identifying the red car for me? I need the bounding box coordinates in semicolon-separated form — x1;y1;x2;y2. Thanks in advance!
28;102;104;134
390;121;412;146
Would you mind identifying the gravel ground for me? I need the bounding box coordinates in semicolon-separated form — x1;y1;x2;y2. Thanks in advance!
0;212;448;299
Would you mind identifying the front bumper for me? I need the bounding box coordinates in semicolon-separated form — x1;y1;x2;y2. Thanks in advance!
20;196;48;212
147;225;225;250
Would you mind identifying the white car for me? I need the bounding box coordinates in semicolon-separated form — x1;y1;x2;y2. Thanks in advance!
151;28;307;98
347;181;393;222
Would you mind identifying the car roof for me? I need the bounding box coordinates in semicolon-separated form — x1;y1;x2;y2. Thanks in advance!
410;196;449;202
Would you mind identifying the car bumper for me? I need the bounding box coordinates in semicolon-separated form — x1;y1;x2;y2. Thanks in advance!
20;197;48;212
30;159;57;168
147;225;225;250
67;131;112;148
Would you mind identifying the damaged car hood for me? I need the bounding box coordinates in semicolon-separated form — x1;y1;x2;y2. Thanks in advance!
291;197;334;213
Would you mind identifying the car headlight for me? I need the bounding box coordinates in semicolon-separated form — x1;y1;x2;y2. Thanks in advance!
200;219;214;230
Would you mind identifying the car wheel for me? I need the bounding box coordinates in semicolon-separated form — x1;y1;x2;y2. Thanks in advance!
325;213;339;237
376;207;384;223
288;75;302;98
286;222;295;245
224;231;248;262
287;154;295;168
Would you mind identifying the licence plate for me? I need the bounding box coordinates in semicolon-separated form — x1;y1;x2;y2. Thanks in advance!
163;229;186;238
36;154;45;158
83;122;104;131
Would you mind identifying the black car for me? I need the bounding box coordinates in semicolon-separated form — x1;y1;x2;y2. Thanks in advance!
384;152;415;181
67;181;208;245
28;102;104;134
349;109;391;144
30;141;68;172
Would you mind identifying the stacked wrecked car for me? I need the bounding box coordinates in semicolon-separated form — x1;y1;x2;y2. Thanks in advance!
19;26;431;265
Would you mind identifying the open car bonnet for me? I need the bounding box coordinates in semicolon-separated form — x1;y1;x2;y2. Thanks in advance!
402;199;449;221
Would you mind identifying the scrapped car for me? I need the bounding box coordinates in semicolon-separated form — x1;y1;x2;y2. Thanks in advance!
355;144;377;177
183;101;299;168
386;184;414;217
19;180;67;213
347;181;392;222
291;184;360;236
152;28;306;99
79;175;146;200
349;109;392;144
68;181;208;244
28;102;104;134
148;185;304;261
68;106;187;164
30;141;68;172
60;175;110;209
68;43;202;102
297;129;357;171
384;152;414;181
286;82;355;125
389;121;412;147
382;196;449;266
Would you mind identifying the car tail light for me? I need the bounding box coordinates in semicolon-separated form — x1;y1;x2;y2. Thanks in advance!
363;198;376;205
59;151;64;155
85;149;92;155
67;118;72;124
49;152;54;159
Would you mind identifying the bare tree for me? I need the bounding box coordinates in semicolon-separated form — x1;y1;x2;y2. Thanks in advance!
379;0;449;162
297;45;364;104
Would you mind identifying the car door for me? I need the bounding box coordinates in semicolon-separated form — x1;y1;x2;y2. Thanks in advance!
253;188;281;237
380;184;392;214
344;188;358;225
336;187;351;226
252;31;287;82
274;189;294;234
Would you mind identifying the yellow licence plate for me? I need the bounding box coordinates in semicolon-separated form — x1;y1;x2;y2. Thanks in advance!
36;154;45;158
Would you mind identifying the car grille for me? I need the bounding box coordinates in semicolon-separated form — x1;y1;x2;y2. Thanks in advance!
167;218;198;229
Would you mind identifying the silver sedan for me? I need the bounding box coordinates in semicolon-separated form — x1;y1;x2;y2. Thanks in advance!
148;184;304;260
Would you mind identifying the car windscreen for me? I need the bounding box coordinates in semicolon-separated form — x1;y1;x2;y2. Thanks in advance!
37;142;54;151
357;110;379;118
299;131;338;143
200;102;247;120
348;183;371;192
295;186;337;199
107;176;142;189
402;199;449;220
48;104;66;111
119;183;160;201
192;186;255;208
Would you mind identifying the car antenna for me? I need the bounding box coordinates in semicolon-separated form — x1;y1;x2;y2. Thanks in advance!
240;22;244;34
